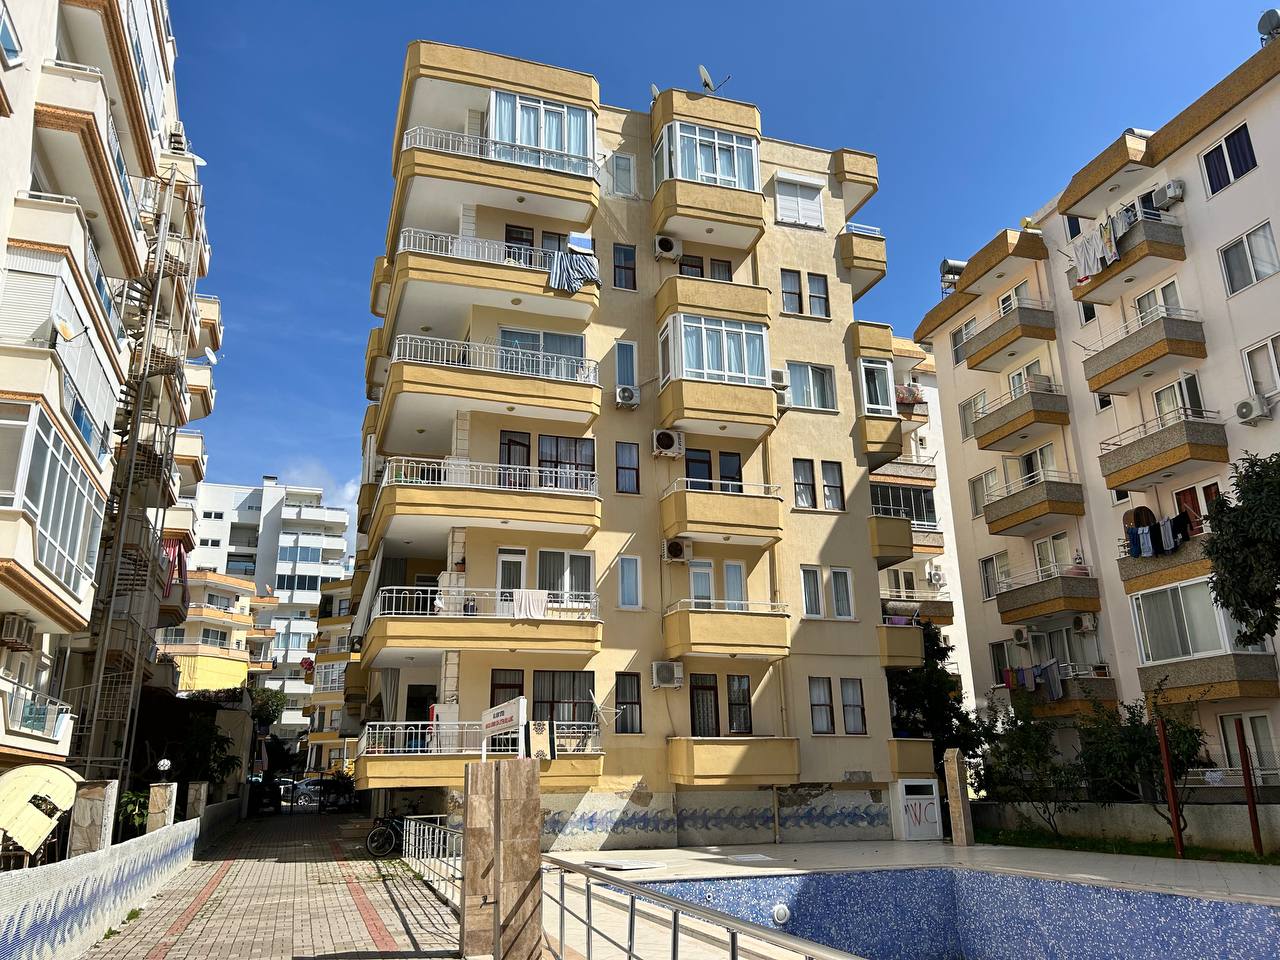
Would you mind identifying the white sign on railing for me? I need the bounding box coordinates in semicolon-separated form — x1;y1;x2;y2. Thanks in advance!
480;696;527;760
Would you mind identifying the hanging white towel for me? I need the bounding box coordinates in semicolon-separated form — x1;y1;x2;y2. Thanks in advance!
513;589;550;619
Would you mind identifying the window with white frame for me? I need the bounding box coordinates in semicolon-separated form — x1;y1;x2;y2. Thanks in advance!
786;362;836;410
615;340;637;387
950;318;976;364
200;628;228;647
831;568;854;620
0;402;27;507
0;1;22;67
959;391;986;440
860;358;894;416
979;552;1010;600
969;469;998;516
658;315;770;387
537;549;593;603
1221;221;1279;295
1202;123;1257;196
618;556;641;609
840;678;866;734
1243;334;1280;397
653;122;759;191
800;566;823;617
775;175;824;227
608;152;636;196
990;639;1016;678
998;280;1030;314
488;91;595;175
1134;278;1180;317
1133;578;1260;665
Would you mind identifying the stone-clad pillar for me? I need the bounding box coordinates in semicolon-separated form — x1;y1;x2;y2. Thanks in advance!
187;781;209;821
69;780;118;857
944;749;974;846
147;782;178;833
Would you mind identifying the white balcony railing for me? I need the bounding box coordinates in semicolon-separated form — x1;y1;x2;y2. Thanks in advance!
996;561;1095;593
875;453;936;468
975;376;1064;417
843;222;883;237
661;477;781;498
663;598;788;615
357;720;601;757
380;456;600;497
1099;407;1220;453
1;679;74;740
1081;305;1202;356
984;470;1081;504
399;229;561;273
391;334;599;385
402;125;598;178
373;586;600;621
880;587;951;602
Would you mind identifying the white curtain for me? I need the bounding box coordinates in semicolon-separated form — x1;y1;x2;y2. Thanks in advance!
567;107;588;157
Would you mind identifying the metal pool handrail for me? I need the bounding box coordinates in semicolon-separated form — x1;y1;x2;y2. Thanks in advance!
542;855;863;960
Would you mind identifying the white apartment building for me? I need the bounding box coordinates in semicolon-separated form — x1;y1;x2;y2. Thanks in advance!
189;477;349;739
915;33;1280;763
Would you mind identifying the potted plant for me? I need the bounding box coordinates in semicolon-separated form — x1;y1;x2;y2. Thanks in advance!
454;557;465;573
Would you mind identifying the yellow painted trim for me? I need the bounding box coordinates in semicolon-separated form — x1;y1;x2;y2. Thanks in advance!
1086;339;1208;392
1103;442;1230;490
660;489;783;544
355;752;602;791
364;614;601;663
965;322;1057;371
998;594;1101;625
649;179;766;249
1121;557;1213;595
888;738;935;779
654;274;772;327
986;499;1085;536
662;608;790;660
666;737;799;787
878;624;924;669
657;379;777;436
974;407;1070;449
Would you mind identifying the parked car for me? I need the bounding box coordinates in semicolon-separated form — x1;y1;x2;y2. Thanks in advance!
289;778;326;805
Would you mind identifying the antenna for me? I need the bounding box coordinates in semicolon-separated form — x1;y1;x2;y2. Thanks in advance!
203;347;218;365
649;83;660;102
697;64;732;95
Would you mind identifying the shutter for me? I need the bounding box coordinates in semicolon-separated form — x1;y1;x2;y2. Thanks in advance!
797;184;823;227
0;271;55;343
466;109;485;138
775;181;800;223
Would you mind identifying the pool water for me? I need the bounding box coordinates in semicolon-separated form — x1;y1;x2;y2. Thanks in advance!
643;868;1280;960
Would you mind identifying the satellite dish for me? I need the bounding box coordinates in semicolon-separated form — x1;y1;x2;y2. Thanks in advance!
203;347;218;365
698;64;715;92
649;83;660;102
1260;8;1280;38
55;321;74;341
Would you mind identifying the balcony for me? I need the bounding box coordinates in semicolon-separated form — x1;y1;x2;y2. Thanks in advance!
837;223;887;302
660;479;783;546
1069;211;1187;305
1115;527;1212;593
959;299;1056;372
363;586;601;667
878;619;925;669
983;471;1086;537
654;274;772;328
667;736;799;787
869;509;914;570
280;503;349;527
1098;408;1229;490
872;453;937;487
195;296;223;355
374;229;598;328
0;678;74;761
995;563;1100;626
856;415;903;471
354;719;603;791
650;180;765;251
994;663;1118;718
161;500;198;552
1137;652;1280;704
895;383;929;434
661;599;790;660
911;521;945;556
32;61;144;277
185;361;215;420
1082;306;1206;394
173;430;206;492
370;457;600;549
881;588;954;626
658;379;777;440
888;738;935;779
973;379;1069;451
832;149;879;220
376;336;600;451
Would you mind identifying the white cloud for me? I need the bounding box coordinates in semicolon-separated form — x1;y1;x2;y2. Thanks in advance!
279;458;360;557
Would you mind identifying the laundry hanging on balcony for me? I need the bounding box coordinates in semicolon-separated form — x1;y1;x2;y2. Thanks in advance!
1070;206;1141;284
549;232;600;294
1122;507;1195;558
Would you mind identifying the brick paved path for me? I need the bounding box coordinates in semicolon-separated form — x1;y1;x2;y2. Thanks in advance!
85;813;459;959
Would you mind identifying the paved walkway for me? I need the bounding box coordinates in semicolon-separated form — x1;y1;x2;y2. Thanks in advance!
85;813;458;960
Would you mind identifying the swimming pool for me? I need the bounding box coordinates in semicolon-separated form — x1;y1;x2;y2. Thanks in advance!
643;868;1280;960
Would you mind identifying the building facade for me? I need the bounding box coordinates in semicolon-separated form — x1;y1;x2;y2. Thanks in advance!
304;577;358;774
915;39;1280;763
347;41;939;850
188;477;349;740
0;0;217;778
156;569;277;693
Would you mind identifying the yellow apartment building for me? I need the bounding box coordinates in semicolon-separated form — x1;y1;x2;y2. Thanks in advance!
304;578;359;774
347;41;938;850
156;570;276;693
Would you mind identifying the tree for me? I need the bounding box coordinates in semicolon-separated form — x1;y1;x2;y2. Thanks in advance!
178;714;242;786
1076;692;1205;834
251;687;288;728
1204;452;1280;646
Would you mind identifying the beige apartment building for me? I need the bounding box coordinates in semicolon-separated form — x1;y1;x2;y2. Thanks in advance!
347;41;942;849
915;38;1280;764
0;0;218;779
304;578;358;774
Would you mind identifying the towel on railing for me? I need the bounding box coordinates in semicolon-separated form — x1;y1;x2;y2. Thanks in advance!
526;718;557;761
549;250;600;293
512;589;549;619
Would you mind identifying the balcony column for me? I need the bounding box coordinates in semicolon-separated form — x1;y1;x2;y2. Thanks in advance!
69;780;119;857
147;782;178;833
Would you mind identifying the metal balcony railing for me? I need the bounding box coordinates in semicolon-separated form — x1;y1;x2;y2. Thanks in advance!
996;561;1094;593
957;297;1053;345
1116;518;1211;559
391;334;599;385
1099;407;1220;452
398;228;562;272
0;679;73;739
870;503;912;519
663;598;788;615
1081;305;1202;355
975;376;1064;417
402;125;598;178
984;470;1081;504
661;477;781;498
373;586;600;621
380;456;600;497
880;587;951;602
843;222;884;237
357;720;602;757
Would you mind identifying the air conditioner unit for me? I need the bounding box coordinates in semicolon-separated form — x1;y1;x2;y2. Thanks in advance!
770;367;790;393
651;660;685;689
1012;627;1027;645
168;120;188;153
652;429;685;457
1073;613;1098;633
615;384;640;409
1236;395;1273;425
0;613;35;651
927;568;945;587
1152;179;1184;210
654;235;683;261
661;537;694;563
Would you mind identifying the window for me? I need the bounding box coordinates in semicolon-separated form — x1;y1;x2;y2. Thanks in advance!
727;675;752;734
787;362;836;410
1135;278;1180;318
200;628;228;647
979;552;1010;600
1033;531;1072;576
537;435;595;491
504;224;535;263
718;452;743;493
1094;392;1114;412
689;673;720;737
0;2;22;66
1065;215;1082;240
491;668;523;707
653;121;758;191
1112;488;1131;505
685;448;713;491
776;177;824;227
276;574;320;592
679;255;705;278
990;639;1015;679
659;315;770;387
871;484;937;527
541;231;567;254
808;677;835;734
613;244;636;290
1079;301;1097;326
807;275;830;318
198;538;220;548
1202;123;1257;195
160;626;185;644
781;270;803;313
618;556;641;609
840;678;866;734
201;510;224;520
532;670;595;722
959;392;986;440
724;561;746;611
615;672;642;733
860;358;894;416
616;340;636;386
337;598;351;616
489;91;594;175
1133;579;1253;664
793;459;816;508
1221;222;1279;295
801;566;823;617
831;568;854;620
1243;335;1280;397
689;560;714;608
609;152;636;196
615;442;640;494
710;259;732;282
821;461;845;511
536;550;593;602
279;545;322;563
950;318;976;364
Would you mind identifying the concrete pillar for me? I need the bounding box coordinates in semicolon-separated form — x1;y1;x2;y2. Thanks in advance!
68;779;118;857
187;781;209;822
147;782;178;834
944;748;974;846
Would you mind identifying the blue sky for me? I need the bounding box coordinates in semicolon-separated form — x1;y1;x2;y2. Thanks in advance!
170;0;1266;506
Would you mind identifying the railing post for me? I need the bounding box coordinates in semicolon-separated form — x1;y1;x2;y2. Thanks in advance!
584;878;593;959
671;908;680;960
628;894;637;958
559;870;566;958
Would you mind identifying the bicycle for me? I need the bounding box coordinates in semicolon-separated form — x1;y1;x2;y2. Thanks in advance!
365;816;404;858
